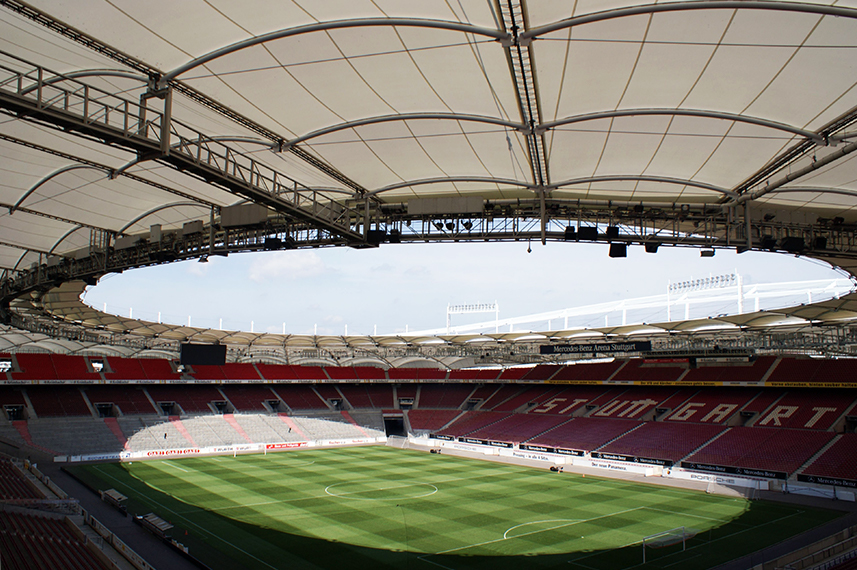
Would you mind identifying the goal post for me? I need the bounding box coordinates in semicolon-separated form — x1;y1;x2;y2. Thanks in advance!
642;527;698;563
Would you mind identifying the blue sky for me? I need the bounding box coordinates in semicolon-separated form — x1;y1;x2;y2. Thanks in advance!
83;242;848;336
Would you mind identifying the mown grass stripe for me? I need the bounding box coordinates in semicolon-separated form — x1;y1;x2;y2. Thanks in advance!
64;446;843;570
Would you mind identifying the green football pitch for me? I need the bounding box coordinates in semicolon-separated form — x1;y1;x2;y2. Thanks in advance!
66;446;843;570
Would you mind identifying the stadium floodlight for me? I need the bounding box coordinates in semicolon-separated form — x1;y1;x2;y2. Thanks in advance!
644;241;660;253
609;243;627;258
447;301;499;334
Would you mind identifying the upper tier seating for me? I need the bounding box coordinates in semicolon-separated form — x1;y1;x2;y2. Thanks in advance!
766;357;857;384
448;369;502;382
611;360;686;382
550;360;624;381
323;367;358;380
521;365;563;381
681;356;777;383
10;353;58;380
417;384;476;409
497;368;529;381
139;358;182;380
191;363;262;381
50;354;101;381
103;356;146;380
387;368;448;381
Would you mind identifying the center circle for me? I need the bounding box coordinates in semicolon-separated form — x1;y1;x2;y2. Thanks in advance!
324;481;438;500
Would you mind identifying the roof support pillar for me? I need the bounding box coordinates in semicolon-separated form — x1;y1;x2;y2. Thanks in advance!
209;206;216;258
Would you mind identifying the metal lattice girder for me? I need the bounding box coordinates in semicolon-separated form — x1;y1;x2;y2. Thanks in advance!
0;56;364;241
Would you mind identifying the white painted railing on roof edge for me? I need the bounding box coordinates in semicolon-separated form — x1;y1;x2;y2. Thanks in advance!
411;278;856;336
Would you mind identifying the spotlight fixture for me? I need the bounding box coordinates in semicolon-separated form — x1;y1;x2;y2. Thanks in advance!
462;221;472;230
644;241;660;254
563;226;576;241
700;249;715;257
198;255;209;263
445;222;455;231
609;243;627;258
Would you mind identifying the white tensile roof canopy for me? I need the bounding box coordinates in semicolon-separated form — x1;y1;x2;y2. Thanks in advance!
2;1;857;354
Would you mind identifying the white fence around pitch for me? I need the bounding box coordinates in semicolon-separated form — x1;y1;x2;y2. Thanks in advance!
407;434;857;501
54;436;387;463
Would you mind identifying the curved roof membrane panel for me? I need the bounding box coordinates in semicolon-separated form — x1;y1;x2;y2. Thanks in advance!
2;0;857;354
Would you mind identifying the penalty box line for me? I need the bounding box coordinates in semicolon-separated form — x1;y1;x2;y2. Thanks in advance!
565;509;805;570
420;505;647;563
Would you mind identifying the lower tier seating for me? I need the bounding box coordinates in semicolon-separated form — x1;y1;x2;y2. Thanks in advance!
686;427;835;475
599;422;726;462
527;417;640;452
407;409;461;432
0;510;113;570
802;433;857;481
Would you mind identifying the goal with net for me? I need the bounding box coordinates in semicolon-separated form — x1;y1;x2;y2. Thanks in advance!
642;526;699;563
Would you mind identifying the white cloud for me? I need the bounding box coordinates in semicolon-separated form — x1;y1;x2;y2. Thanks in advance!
248;251;325;282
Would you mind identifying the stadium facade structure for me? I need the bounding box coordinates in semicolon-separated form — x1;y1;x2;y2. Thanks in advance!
2;3;857;565
2;0;857;367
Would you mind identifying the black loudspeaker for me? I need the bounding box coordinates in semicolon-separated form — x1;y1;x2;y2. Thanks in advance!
263;237;282;250
644;241;660;253
180;343;226;365
388;229;401;243
609;243;627;258
563;226;576;241
366;229;387;244
761;236;778;250
813;236;828;250
578;226;598;240
606;226;620;239
779;237;806;253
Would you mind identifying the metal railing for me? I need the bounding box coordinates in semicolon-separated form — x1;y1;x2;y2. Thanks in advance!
0;50;362;237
